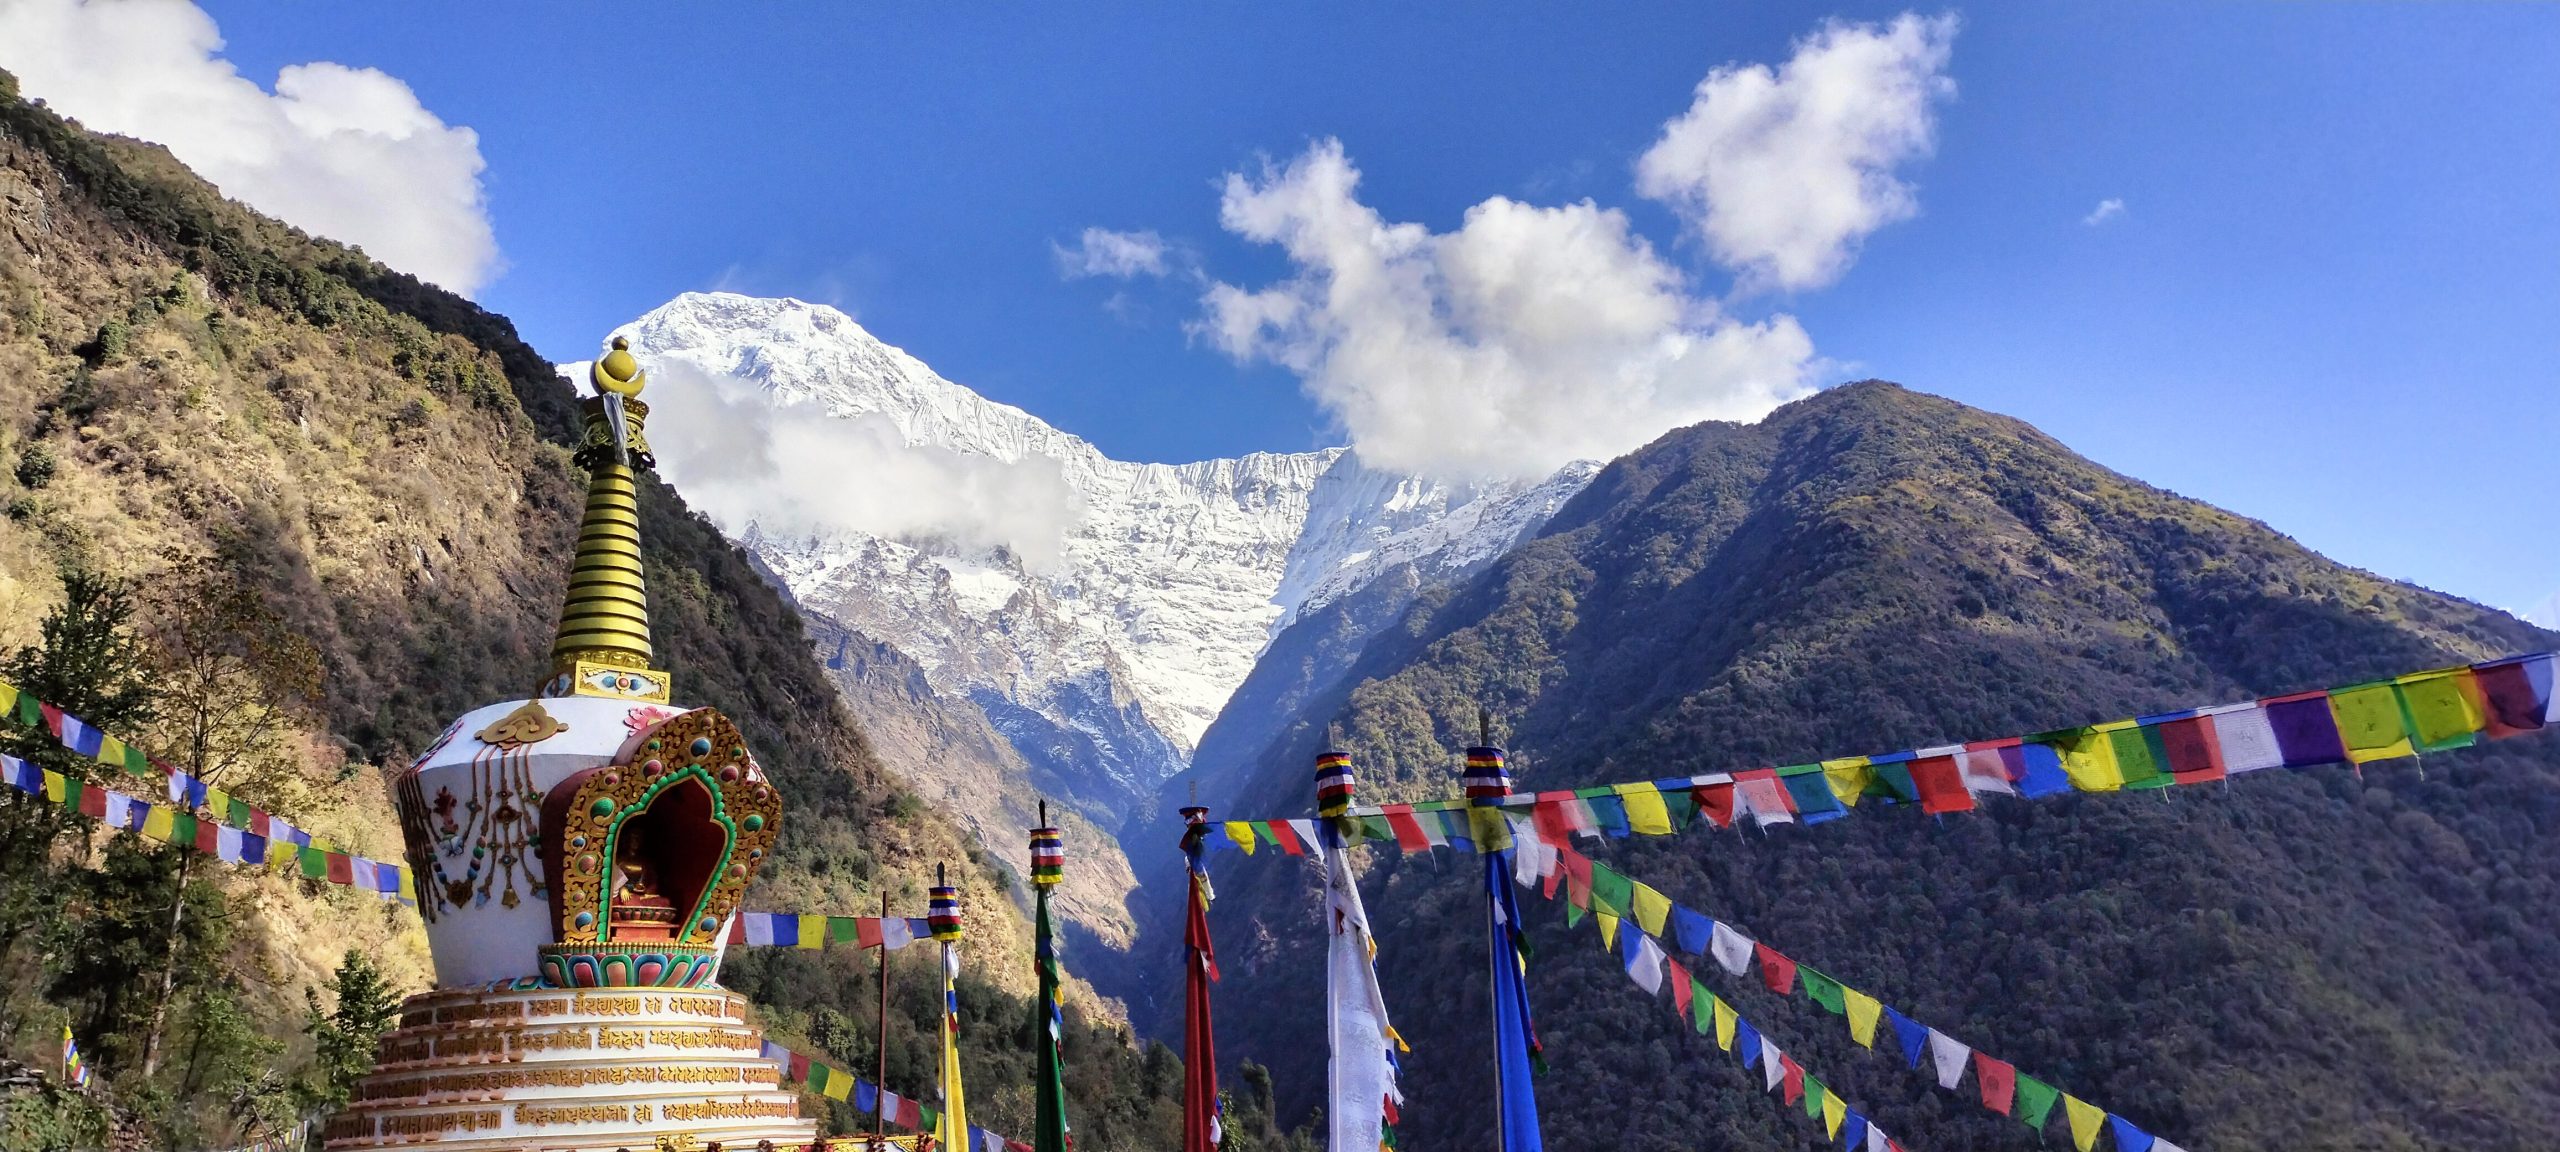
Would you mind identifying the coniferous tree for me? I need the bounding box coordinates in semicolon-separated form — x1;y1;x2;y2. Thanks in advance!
298;949;399;1117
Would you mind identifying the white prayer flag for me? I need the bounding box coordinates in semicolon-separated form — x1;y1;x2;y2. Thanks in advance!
881;916;916;951
1628;934;1666;996
1760;1039;1786;1091
2206;702;2284;773
1710;921;1755;977
745;913;777;947
1959;747;2018;796
1927;1028;1971;1090
1322;822;1401;1152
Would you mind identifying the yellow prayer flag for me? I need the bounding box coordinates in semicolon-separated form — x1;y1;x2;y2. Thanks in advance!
0;683;16;715
1712;996;1737;1051
1224;822;1257;854
2064;1095;2103;1152
821;1068;854;1101
141;804;175;843
798;914;828;949
398;868;417;901
1596;911;1619;951
1467;806;1514;852
2058;727;2124;792
309;836;336;853
1843;987;1882;1048
2329;682;2415;764
206;787;231;817
44;769;65;803
1613;783;1673;835
1630;883;1672;937
95;734;126;770
1820;757;1872;806
1822;1091;1846;1138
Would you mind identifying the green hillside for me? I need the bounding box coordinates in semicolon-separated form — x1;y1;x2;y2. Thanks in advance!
1182;381;2559;1151
0;71;1184;1151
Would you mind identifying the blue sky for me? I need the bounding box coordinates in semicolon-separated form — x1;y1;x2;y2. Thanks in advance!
18;2;2558;615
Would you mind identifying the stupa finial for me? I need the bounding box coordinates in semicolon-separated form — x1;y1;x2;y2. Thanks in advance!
543;334;671;703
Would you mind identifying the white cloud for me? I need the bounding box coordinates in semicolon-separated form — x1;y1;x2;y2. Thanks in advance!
2083;198;2126;226
638;361;1084;569
1199;139;1816;481
1055;227;1176;279
1635;12;1957;293
0;0;500;295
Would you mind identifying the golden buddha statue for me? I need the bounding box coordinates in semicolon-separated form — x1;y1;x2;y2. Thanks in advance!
607;822;681;941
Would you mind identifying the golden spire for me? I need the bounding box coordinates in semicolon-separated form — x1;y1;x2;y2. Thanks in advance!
543;336;671;704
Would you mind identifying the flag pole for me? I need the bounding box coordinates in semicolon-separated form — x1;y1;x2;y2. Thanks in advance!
875;885;890;1152
1480;707;1503;1152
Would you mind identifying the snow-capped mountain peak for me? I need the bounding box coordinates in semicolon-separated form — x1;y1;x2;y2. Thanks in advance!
602;292;1595;828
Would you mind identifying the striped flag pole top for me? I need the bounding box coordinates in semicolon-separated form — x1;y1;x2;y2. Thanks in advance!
1030;825;1065;888
1030;809;1073;1152
1315;750;1357;817
929;884;964;942
1465;745;1513;800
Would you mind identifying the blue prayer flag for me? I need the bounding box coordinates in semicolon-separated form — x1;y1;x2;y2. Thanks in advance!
1885;1006;1929;1069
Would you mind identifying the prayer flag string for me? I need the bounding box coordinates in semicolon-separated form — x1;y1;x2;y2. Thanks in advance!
1527;833;2186;1152
1212;653;2554;854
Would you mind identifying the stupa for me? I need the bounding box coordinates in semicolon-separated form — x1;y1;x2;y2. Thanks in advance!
325;339;820;1150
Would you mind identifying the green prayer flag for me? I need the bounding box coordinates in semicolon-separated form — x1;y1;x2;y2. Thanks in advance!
2015;1074;2060;1129
829;916;862;946
170;812;197;847
1657;787;1697;829
2109;724;2168;789
1588;862;1634;918
1863;761;1920;804
806;1063;832;1096
1565;898;1587;928
227;797;253;827
14;692;39;726
121;745;149;774
1359;813;1395;843
2397;671;2483;752
1803;1076;1826;1118
1689;977;1713;1034
299;846;326;879
1801;967;1848;1015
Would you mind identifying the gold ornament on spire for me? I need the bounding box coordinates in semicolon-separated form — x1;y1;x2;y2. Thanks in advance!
543;336;671;703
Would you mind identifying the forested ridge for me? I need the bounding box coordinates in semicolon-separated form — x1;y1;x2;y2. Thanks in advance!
0;71;1197;1150
1181;382;2559;1151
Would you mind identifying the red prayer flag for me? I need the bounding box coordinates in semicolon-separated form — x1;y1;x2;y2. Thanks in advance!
855;917;884;949
1908;756;1975;814
2476;656;2552;739
788;1053;811;1081
1533;793;1578;846
1756;943;1797;995
1668;959;1693;1016
728;917;749;944
1693;782;1736;828
38;702;63;737
2157;715;2227;783
193;817;220;854
78;785;106;819
1380;804;1432;851
1779;1054;1804;1105
1267;820;1305;856
1972;1051;2017;1114
897;1097;922;1128
325;851;354;886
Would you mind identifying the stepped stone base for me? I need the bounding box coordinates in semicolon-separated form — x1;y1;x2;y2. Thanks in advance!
325;985;818;1151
